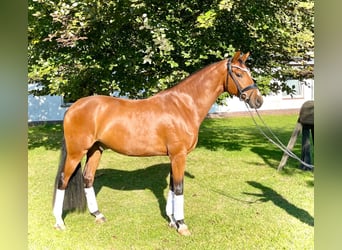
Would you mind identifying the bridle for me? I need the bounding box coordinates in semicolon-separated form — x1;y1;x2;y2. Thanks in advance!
226;58;258;100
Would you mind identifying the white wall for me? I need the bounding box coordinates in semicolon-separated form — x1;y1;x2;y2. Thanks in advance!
28;84;68;122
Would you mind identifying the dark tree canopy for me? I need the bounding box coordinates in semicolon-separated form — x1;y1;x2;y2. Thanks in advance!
28;0;314;102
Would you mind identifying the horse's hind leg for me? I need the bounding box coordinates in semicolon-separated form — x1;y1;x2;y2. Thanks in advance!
53;150;85;230
83;143;106;223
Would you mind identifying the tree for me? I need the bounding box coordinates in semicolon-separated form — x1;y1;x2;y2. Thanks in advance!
28;0;314;102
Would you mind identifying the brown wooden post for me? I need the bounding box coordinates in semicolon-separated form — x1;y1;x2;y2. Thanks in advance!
277;122;302;171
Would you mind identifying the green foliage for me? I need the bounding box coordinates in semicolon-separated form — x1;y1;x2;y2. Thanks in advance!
28;0;314;100
196;10;217;28
28;114;314;249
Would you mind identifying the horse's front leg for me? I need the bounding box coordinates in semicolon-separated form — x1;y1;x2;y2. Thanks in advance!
83;146;106;223
166;152;191;236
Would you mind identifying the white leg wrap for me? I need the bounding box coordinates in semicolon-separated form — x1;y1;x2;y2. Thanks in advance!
53;189;65;229
84;187;99;214
173;194;184;221
166;190;174;216
53;189;65;218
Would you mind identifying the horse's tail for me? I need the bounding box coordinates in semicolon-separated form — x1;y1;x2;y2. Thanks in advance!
53;138;87;212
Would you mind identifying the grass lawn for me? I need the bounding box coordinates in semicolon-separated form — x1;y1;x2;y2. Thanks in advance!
28;114;314;250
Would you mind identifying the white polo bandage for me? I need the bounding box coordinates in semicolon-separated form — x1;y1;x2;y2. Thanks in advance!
84;187;99;214
53;189;65;218
173;194;184;221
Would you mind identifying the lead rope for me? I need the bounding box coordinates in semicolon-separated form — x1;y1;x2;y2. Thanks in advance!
244;103;314;170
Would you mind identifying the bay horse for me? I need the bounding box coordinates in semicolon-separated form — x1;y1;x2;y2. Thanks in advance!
53;51;263;236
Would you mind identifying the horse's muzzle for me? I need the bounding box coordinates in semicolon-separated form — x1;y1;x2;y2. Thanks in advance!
247;95;263;109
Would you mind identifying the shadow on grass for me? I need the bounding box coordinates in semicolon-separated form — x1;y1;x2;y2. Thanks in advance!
93;163;194;221
249;146;302;170
197;118;302;170
244;181;314;227
28;123;63;150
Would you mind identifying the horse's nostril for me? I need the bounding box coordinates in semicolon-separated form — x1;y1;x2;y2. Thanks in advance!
256;97;263;108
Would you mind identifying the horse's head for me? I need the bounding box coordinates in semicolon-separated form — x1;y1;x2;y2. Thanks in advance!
225;51;263;109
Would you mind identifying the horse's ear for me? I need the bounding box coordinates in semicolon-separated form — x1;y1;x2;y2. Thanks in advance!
232;51;241;63
240;52;250;63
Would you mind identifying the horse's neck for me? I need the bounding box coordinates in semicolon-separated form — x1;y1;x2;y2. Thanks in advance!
168;60;226;125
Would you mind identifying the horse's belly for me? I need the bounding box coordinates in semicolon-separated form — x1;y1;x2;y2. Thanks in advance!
100;130;168;156
107;141;167;156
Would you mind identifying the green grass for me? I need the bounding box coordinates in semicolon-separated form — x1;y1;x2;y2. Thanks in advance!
28;114;314;249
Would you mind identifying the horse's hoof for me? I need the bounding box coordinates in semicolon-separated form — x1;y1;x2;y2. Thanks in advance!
178;227;191;236
168;222;177;229
177;224;191;236
54;223;66;230
95;216;106;224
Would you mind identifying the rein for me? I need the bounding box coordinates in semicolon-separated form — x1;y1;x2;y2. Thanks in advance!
244;103;314;170
226;58;258;99
225;57;312;169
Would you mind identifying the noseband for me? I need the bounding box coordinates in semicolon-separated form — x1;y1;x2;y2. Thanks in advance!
226;58;258;99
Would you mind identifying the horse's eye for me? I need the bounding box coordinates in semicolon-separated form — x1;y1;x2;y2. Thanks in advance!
236;73;242;78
